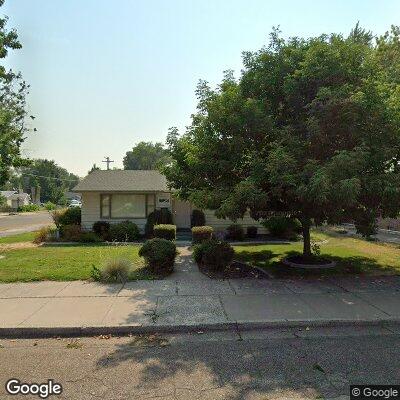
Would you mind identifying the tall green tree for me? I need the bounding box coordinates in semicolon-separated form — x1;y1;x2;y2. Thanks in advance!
0;0;32;186
123;141;170;170
164;26;400;258
7;159;79;204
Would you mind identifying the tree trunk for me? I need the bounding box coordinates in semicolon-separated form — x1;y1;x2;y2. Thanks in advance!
301;219;312;258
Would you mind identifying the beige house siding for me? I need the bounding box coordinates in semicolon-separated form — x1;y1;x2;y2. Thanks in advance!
81;192;267;234
81;192;148;231
204;210;267;234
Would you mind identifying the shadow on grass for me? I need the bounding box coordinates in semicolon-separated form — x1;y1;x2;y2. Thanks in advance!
235;249;400;278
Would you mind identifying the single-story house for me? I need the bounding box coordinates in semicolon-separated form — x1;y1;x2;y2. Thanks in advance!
73;170;266;233
0;190;31;210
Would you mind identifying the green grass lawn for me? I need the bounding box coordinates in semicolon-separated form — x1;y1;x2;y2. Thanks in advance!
0;244;151;282
0;231;37;244
234;230;400;277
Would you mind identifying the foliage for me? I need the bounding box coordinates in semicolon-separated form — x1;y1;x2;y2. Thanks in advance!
109;220;140;242
123;141;170;170
247;226;258;238
33;226;56;244
0;0;32;186
163;26;400;257
138;238;177;275
44;201;56;211
262;217;302;240
79;232;101;243
145;208;173;237
60;224;82;241
88;163;100;174
311;240;321;256
191;209;206;227
100;258;131;283
191;225;213;244
153;224;176;241
92;221;110;240
0;193;6;206
193;239;234;271
17;204;40;212
354;209;378;238
226;224;245;241
52;207;81;228
4;159;79;204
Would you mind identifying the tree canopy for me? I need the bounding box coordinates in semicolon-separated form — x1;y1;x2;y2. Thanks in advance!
0;0;32;186
4;159;79;204
123;141;170;170
164;26;400;257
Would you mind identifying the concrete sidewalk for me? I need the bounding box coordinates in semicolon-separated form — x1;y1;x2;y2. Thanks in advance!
1;248;400;337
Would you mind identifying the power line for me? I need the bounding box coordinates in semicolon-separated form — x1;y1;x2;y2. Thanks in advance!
18;173;79;183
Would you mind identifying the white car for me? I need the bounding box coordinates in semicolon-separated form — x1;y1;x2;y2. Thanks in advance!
68;200;82;208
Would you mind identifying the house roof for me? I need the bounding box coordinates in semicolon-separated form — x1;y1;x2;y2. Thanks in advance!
73;170;170;192
0;191;30;200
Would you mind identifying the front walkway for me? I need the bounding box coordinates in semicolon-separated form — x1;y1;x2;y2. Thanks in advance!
1;247;400;337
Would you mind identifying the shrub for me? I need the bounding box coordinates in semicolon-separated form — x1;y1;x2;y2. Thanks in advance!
52;207;81;228
79;232;101;243
262;217;301;240
247;226;258;238
191;209;206;227
109;221;140;242
100;258;131;283
154;224;176;241
139;238;177;275
193;239;234;272
192;225;213;244
145;209;173;237
226;224;245;241
18;204;40;212
61;224;82;241
34;226;57;243
44;201;56;211
92;221;110;240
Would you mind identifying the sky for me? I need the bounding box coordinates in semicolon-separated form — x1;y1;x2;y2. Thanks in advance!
2;0;400;176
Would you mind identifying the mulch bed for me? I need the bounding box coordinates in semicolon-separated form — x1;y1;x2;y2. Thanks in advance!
198;260;270;279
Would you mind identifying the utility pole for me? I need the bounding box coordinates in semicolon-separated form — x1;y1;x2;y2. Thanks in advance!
102;156;114;170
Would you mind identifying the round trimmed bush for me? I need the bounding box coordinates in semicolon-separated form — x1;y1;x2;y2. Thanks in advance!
191;209;206;227
92;221;110;240
193;239;234;272
139;238;177;275
192;226;213;244
226;224;245;241
109;221;140;242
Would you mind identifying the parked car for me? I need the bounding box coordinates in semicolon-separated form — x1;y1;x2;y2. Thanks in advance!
68;199;82;208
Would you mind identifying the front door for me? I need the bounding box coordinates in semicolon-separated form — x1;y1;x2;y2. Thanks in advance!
173;199;191;229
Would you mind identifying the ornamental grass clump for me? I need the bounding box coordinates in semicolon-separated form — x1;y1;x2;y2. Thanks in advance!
100;258;131;283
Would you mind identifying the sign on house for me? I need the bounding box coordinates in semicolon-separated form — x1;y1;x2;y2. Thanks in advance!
156;193;171;208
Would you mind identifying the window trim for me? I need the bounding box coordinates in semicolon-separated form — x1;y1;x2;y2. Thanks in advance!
100;193;156;219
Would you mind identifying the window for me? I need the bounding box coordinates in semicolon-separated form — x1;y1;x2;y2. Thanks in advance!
111;194;146;218
100;194;155;219
100;194;110;218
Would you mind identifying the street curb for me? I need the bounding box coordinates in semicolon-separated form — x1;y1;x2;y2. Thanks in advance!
1;318;400;339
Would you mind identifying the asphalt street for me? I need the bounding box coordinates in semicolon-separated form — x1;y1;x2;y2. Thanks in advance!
0;211;53;236
0;326;399;399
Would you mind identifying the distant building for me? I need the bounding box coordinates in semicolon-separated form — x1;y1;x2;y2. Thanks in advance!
0;191;31;210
